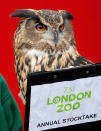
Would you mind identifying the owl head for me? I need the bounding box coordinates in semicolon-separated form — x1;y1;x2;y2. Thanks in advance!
10;9;76;54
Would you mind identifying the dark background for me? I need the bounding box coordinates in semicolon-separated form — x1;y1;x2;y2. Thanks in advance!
0;0;101;130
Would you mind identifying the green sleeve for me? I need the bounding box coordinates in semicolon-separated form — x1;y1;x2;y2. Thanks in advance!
0;74;23;131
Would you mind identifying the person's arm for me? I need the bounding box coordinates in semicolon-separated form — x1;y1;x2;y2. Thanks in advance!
0;74;23;131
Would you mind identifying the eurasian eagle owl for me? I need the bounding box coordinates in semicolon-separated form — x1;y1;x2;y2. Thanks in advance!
10;9;93;104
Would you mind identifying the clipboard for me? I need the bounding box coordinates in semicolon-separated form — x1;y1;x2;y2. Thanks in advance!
24;63;101;131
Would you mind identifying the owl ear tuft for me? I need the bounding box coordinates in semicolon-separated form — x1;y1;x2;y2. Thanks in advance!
10;9;39;19
59;10;74;20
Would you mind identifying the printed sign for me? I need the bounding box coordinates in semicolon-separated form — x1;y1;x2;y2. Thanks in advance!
29;76;101;131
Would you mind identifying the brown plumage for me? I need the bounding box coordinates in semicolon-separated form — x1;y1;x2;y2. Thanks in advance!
10;9;93;104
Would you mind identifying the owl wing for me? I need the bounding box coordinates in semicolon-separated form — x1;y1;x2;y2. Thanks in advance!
15;54;30;103
72;55;93;66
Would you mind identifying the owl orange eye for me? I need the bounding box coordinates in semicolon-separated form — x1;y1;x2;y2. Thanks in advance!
59;24;64;32
35;24;47;31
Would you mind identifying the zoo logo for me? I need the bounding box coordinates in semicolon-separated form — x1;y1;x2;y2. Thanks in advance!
64;86;75;94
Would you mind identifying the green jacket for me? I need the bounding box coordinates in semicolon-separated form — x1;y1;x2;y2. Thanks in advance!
0;74;22;131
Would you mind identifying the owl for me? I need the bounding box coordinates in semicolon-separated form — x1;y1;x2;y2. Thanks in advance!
10;9;93;104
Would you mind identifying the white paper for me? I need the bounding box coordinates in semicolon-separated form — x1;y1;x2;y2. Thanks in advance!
29;76;101;131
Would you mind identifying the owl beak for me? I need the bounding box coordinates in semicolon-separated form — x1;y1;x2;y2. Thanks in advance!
54;31;58;46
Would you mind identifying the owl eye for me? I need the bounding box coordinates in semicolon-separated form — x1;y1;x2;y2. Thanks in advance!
35;24;47;31
59;24;64;32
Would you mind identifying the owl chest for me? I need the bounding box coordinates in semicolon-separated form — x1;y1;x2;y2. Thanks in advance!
28;53;71;72
15;50;76;77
